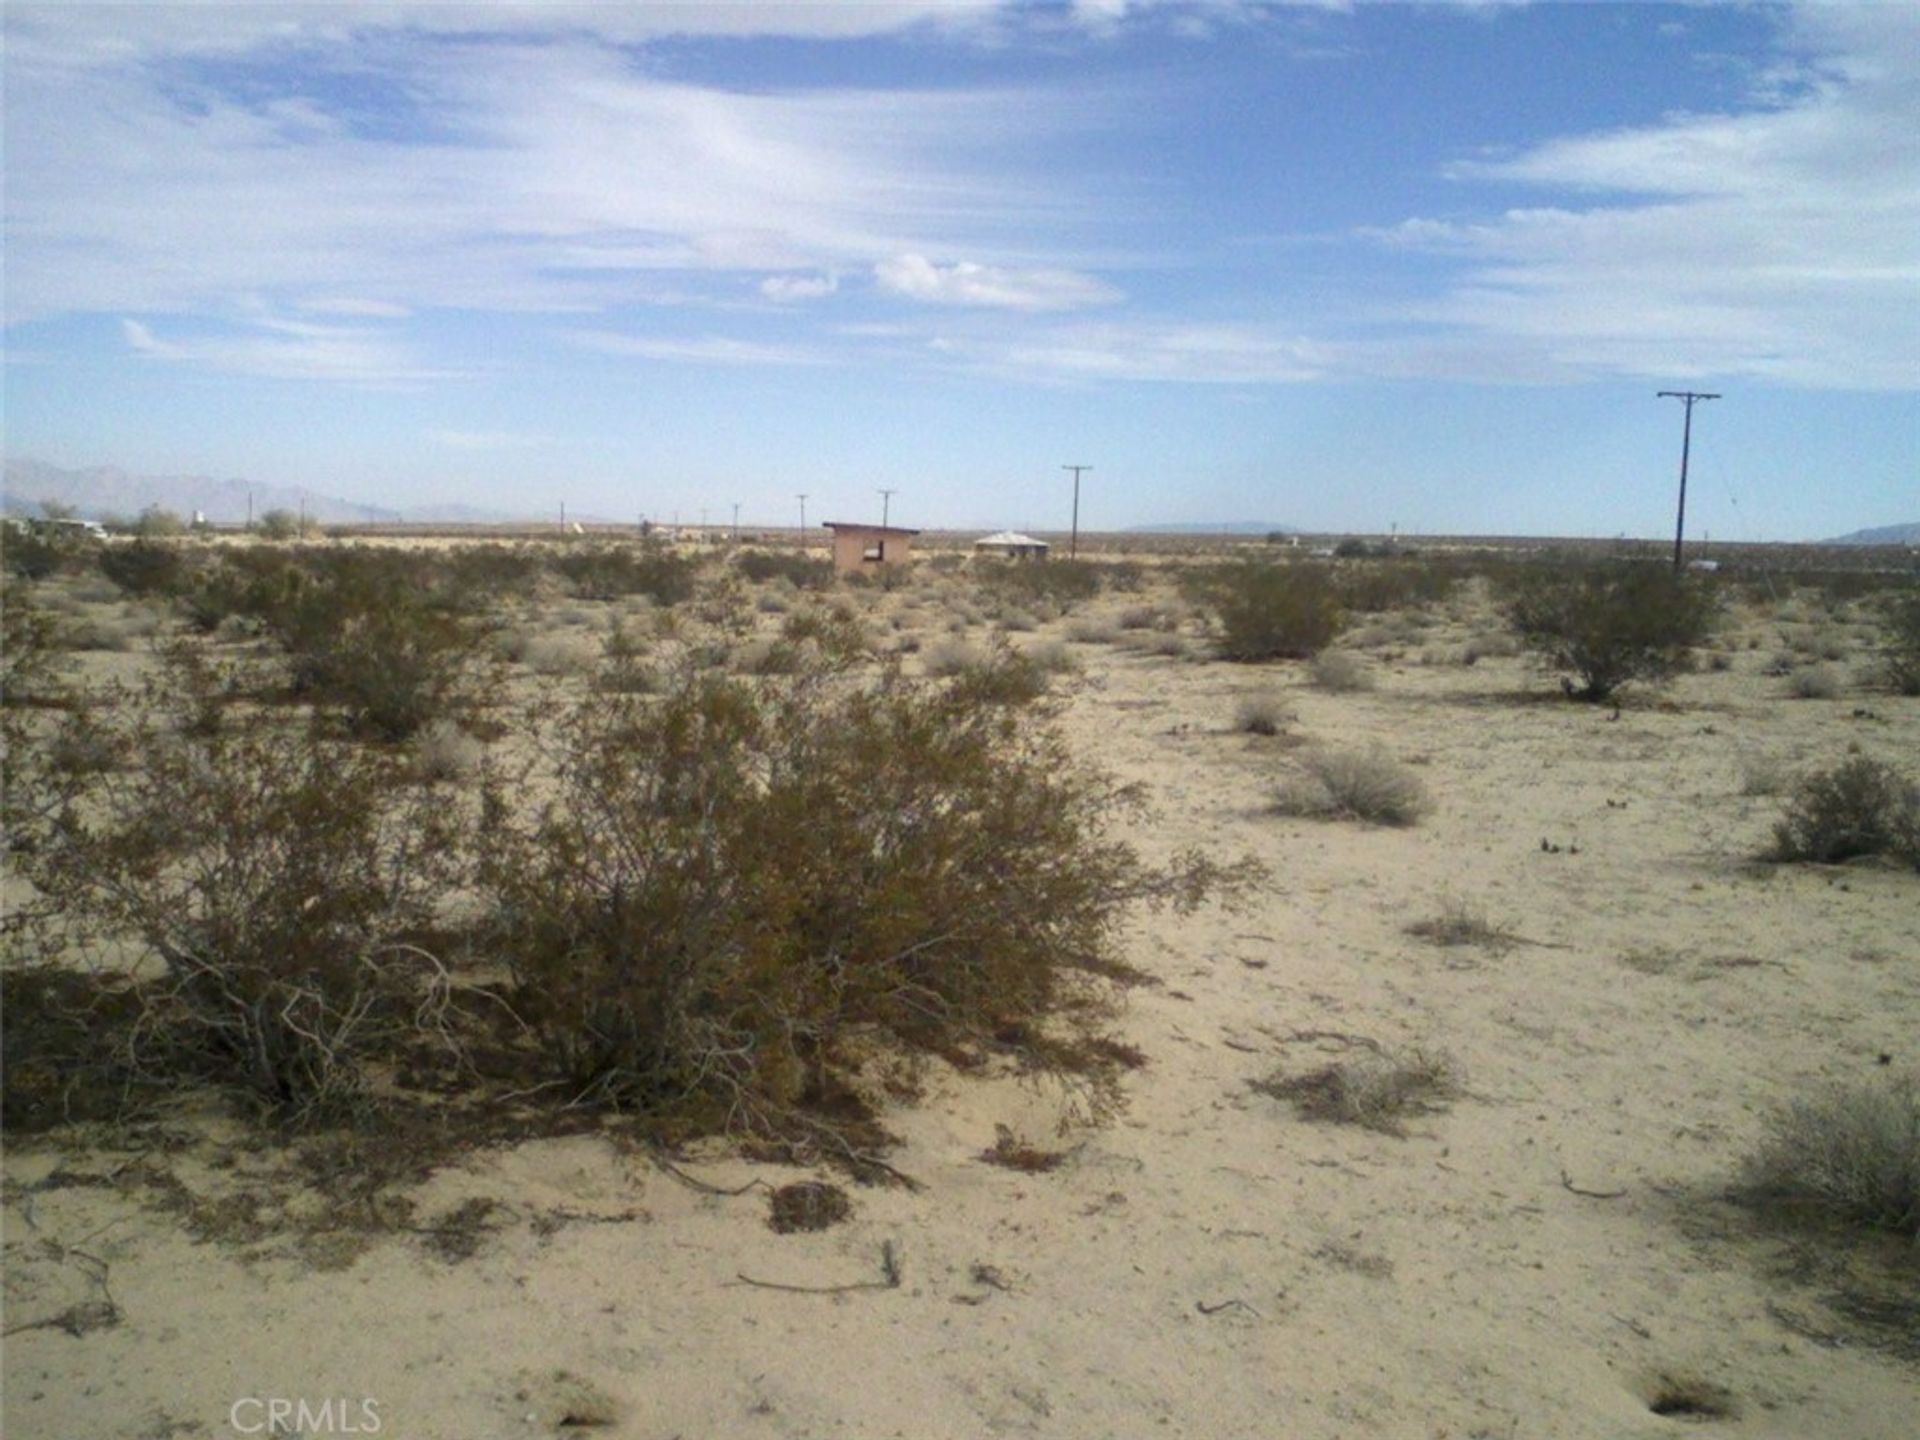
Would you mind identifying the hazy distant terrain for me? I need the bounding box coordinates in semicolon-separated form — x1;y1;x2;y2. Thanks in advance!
1826;521;1920;546
0;457;529;527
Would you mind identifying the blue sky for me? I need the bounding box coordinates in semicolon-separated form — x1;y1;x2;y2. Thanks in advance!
4;1;1915;538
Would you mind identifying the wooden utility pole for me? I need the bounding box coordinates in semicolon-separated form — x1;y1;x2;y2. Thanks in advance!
796;493;808;548
1658;391;1719;572
878;488;896;527
1063;465;1091;558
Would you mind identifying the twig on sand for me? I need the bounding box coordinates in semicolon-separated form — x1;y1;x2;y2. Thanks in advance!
1196;1298;1264;1320
737;1240;902;1295
1560;1169;1627;1200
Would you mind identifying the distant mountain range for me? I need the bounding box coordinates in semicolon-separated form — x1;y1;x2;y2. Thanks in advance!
1825;521;1920;546
0;457;527;526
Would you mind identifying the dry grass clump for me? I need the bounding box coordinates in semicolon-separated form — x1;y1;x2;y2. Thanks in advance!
922;637;984;676
1066;616;1119;645
1232;690;1293;736
1738;1072;1919;1238
1274;746;1432;826
1308;649;1375;692
1768;755;1920;869
1405;897;1518;953
1787;664;1844;700
413;718;486;782
520;632;600;677
1255;1047;1459;1135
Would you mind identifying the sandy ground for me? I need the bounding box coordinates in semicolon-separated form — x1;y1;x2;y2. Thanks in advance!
4;571;1918;1439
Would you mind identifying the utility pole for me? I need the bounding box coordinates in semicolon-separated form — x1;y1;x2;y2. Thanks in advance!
1063;465;1091;559
732;502;740;541
878;488;896;528
1657;391;1719;572
796;493;808;548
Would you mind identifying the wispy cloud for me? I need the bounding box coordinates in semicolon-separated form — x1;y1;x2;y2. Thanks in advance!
1372;5;1920;389
122;316;459;384
568;331;825;367
875;253;1122;311
760;272;841;303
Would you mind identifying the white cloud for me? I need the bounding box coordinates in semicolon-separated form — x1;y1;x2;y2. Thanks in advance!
875;253;1122;311
917;319;1330;383
1378;4;1920;389
568;331;824;367
760;273;840;303
122;316;459;384
4;21;1105;328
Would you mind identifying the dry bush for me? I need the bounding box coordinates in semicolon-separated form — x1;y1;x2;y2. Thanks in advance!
413;717;486;783
18;673;474;1120
1066;616;1119;645
549;542;698;604
1739;1072;1919;1238
1255;1047;1459;1135
1768;755;1920;869
521;632;599;677
1501;562;1717;702
1232;690;1293;736
1205;562;1344;662
1274;746;1431;826
734;550;832;591
477;651;1255;1143
1883;594;1920;696
1787;664;1844;700
922;637;983;676
1309;650;1375;693
96;539;188;598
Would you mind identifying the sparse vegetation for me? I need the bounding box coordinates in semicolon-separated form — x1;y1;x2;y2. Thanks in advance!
1739;1072;1919;1238
1883;593;1920;696
476;648;1253;1146
1274;745;1431;826
1232;690;1293;736
1501;561;1717;701
1309;649;1375;692
1768;755;1920;869
1205;562;1344;662
1255;1046;1459;1135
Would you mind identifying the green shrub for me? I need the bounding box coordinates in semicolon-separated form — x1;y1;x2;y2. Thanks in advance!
97;539;187;598
260;551;489;740
735;550;833;590
1769;755;1920;868
550;543;698;605
1740;1072;1919;1237
1501;562;1717;701
978;559;1103;608
1206;562;1344;662
478;653;1253;1139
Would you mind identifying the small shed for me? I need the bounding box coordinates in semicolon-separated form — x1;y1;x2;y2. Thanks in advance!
823;522;920;576
973;530;1050;560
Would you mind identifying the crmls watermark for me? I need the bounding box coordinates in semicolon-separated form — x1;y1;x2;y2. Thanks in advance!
229;1397;382;1435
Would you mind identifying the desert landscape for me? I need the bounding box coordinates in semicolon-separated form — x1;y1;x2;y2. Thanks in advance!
2;529;1916;1440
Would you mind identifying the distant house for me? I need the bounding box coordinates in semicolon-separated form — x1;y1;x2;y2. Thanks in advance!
973;530;1050;560
823;522;920;576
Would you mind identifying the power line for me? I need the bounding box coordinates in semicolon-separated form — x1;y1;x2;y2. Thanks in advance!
1657;390;1720;572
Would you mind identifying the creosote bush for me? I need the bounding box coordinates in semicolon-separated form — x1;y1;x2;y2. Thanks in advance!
1205;562;1344;662
1883;593;1920;696
1739;1072;1919;1238
1768;755;1920;869
20;671;474;1119
1501;561;1717;701
479;649;1255;1140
